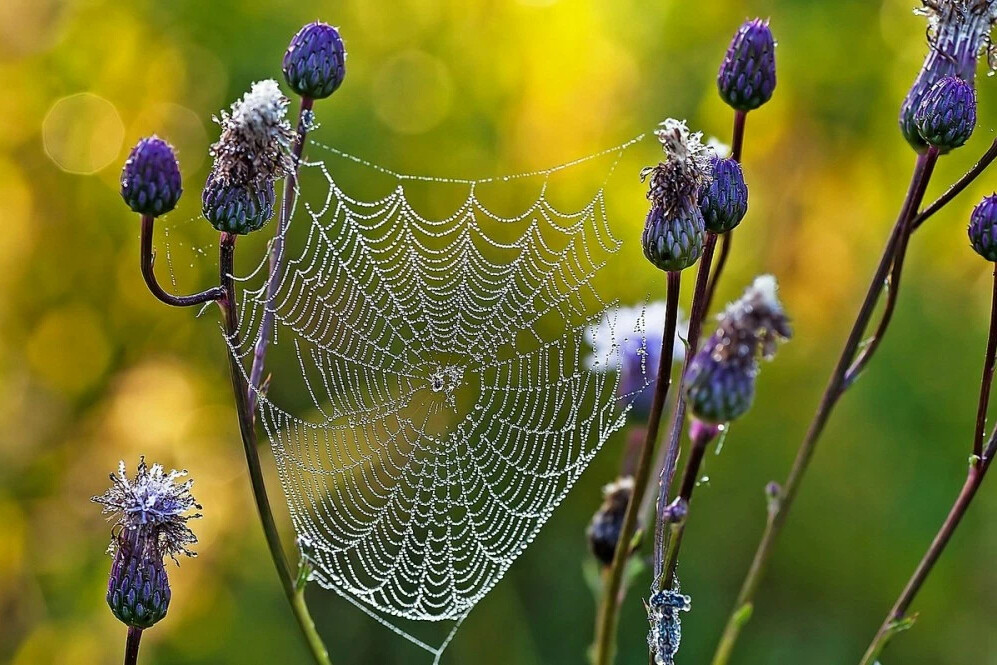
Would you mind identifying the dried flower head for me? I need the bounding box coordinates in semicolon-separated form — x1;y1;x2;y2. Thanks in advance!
900;0;997;150
683;276;792;424
209;79;296;188
641;119;715;215
93;458;200;560
587;476;635;566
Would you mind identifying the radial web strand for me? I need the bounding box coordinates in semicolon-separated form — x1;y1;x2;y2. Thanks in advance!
220;131;659;661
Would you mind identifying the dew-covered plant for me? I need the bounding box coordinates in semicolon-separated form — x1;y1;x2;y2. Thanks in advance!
115;21;345;665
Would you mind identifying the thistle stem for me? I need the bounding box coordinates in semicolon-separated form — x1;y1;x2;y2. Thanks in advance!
911;138;997;232
123;627;142;665
591;270;682;665
219;233;332;665
709;150;937;665
702;110;747;323
248;96;315;413
652;233;717;586
659;422;719;592
139;215;225;307
859;271;997;664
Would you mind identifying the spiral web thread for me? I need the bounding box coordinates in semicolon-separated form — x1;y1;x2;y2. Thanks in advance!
222;131;656;661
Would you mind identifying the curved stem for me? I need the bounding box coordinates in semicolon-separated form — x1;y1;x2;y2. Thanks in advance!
709;151;937;665
591;270;682;665
843;148;939;388
249;96;315;412
123;627;142;665
659;422;719;592
911;139;997;232
140;215;225;307
652;233;718;586
219;233;332;665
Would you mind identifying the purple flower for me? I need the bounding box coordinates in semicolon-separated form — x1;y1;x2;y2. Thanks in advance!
699;155;748;234
587;476;634;566
915;76;977;152
93;459;200;628
283;22;347;100
640;119;714;272
120;136;182;217
900;1;997;151
969;194;997;260
684;276;791;424
717;18;777;112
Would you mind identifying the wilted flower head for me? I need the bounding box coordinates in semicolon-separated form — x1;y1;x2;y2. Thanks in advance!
640;120;714;272
717;18;777;112
587;476;634;566
900;0;997;150
586;302;689;420
209;79;296;188
93;459;200;629
684;276;792;424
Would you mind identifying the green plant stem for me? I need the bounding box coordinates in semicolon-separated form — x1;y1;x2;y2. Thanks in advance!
591;270;682;665
858;266;997;665
249;96;315;413
709;148;937;665
123;627;142;665
219;233;332;665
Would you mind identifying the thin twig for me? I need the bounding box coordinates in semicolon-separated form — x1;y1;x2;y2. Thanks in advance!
591;270;682;665
709;149;937;665
219;233;332;665
249;96;315;412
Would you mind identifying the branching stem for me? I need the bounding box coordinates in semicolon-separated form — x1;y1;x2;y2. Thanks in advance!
139;215;225;307
591;270;682;665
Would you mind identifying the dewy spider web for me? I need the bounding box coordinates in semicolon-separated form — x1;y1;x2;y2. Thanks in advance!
218;129;657;662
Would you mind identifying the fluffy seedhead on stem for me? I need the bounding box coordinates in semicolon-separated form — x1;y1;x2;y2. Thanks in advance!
641;120;714;272
900;0;997;150
684;276;792;424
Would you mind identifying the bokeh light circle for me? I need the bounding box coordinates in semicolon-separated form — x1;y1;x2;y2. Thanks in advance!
372;50;454;134
42;92;124;174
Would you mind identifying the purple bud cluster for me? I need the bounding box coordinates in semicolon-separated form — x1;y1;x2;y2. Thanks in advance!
120;136;182;218
283;22;347;100
717;19;777;112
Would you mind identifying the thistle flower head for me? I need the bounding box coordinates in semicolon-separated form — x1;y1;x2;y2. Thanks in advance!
283;22;347;100
209;79;296;188
969;193;997;260
587;476;634;566
120;136;182;217
641;119;715;214
93;458;200;560
900;0;997;150
717;18;777;112
202;172;277;235
915;75;977;151
699;155;749;234
684;276;792;424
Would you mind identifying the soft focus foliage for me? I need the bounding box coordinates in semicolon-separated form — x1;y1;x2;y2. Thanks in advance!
2;0;997;663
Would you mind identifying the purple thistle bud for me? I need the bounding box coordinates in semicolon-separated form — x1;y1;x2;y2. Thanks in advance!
93;459;200;629
641;119;713;273
699;156;748;234
969;194;997;260
587;476;634;566
684;276;791;424
202;172;276;235
120;136;182;217
914;76;977;152
283;22;347;100
900;1;997;151
717;18;777;112
209;80;296;189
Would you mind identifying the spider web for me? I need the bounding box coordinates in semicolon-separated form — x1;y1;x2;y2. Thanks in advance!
222;130;656;661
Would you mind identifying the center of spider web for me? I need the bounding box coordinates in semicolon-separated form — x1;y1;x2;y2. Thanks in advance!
429;364;464;406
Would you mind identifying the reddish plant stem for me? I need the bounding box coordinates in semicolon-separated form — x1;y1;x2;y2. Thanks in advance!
710;150;937;665
591;270;682;665
911;138;997;232
859;269;997;664
249;96;315;412
139;215;225;307
123;627;142;665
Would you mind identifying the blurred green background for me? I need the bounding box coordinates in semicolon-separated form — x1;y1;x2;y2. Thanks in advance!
4;0;997;663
